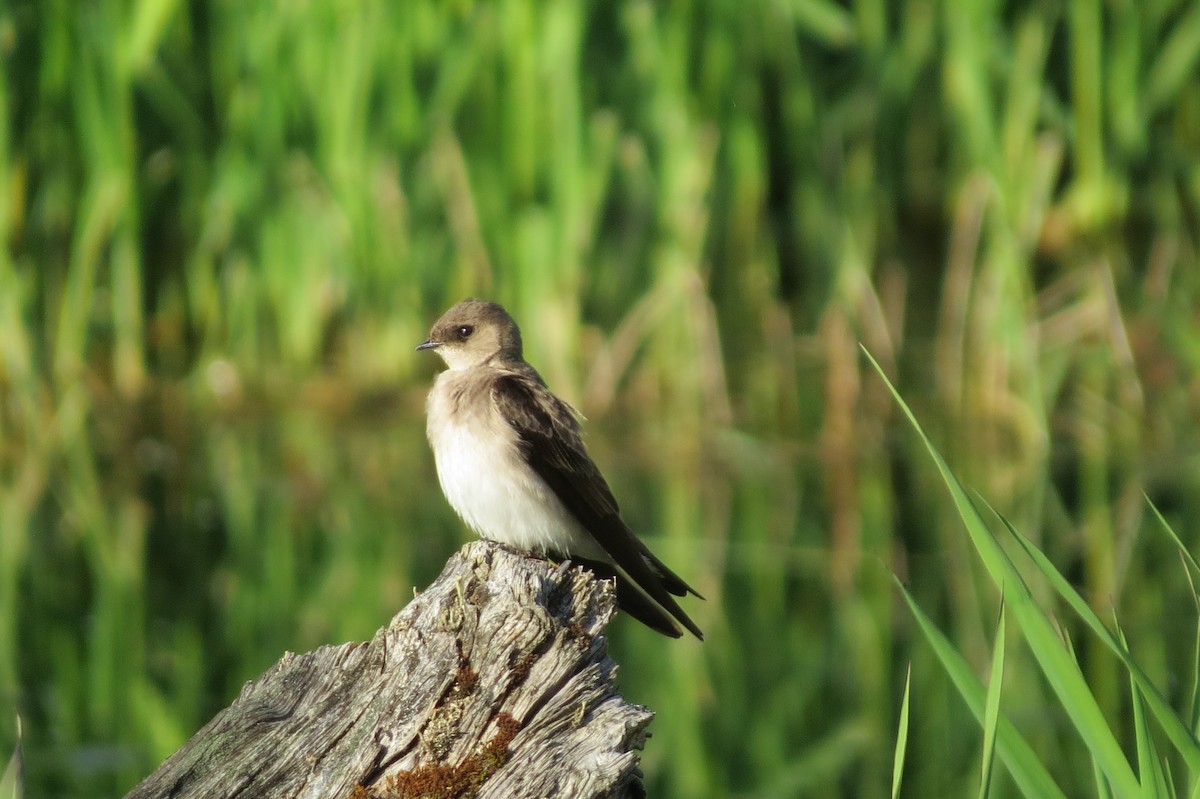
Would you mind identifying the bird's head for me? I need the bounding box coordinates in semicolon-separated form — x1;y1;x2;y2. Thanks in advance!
416;299;524;370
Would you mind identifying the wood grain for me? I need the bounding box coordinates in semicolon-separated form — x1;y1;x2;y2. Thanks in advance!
125;541;651;799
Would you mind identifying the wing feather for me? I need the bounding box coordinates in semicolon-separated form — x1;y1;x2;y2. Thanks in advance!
492;371;703;639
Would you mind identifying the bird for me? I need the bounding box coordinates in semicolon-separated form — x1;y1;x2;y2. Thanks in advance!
417;298;703;639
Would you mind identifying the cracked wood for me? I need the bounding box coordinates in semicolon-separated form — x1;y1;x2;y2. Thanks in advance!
124;541;653;799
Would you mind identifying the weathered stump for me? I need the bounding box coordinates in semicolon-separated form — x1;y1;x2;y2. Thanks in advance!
125;541;652;799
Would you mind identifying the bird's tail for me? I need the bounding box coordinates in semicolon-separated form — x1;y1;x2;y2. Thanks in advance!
571;557;704;640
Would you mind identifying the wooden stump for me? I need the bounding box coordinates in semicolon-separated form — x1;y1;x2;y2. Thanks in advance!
125;541;652;799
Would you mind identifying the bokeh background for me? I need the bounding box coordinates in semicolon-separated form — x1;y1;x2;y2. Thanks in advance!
3;0;1200;796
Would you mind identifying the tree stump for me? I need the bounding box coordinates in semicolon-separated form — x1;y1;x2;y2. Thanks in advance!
125;541;652;799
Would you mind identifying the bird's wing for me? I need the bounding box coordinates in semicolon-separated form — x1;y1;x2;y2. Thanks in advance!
492;370;702;639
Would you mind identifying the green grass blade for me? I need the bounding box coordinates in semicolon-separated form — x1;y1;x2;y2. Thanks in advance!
1155;500;1200;740
1093;757;1114;799
1162;757;1178;799
1117;618;1167;799
1147;497;1200;577
1184;553;1200;739
1059;630;1114;799
864;347;1141;797
994;509;1200;772
896;577;1068;799
892;663;912;799
978;597;1006;799
0;715;21;799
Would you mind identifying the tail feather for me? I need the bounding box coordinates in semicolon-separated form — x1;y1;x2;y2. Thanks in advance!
571;556;703;640
636;540;705;599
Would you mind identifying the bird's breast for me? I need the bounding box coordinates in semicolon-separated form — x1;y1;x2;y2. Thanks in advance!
425;371;604;559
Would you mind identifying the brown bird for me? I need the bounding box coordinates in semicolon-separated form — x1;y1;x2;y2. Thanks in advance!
418;299;703;638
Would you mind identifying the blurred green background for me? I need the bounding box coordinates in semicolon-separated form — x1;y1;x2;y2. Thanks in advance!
3;0;1200;796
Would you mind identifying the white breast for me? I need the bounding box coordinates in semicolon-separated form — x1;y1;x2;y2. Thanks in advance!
425;371;606;560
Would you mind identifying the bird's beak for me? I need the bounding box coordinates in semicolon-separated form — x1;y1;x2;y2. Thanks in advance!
415;339;441;352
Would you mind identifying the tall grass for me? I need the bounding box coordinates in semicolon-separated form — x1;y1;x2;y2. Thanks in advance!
876;352;1200;797
2;0;1199;796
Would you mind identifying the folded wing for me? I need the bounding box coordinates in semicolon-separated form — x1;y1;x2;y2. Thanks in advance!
491;370;703;639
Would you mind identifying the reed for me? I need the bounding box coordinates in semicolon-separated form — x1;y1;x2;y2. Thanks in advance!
2;0;1199;796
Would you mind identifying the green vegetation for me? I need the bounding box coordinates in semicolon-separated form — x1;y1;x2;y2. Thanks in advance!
2;0;1200;796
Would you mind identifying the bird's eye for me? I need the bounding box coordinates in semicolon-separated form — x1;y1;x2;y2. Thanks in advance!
456;325;474;339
